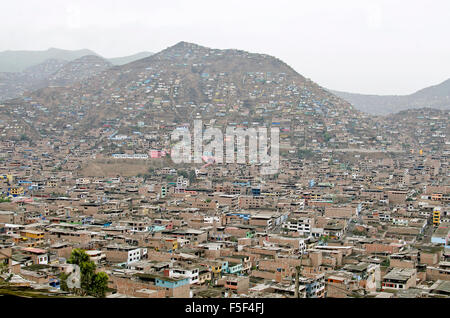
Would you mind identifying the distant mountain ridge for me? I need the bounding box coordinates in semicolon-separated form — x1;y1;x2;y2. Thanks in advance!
0;48;97;72
0;48;154;72
331;79;450;115
108;51;153;65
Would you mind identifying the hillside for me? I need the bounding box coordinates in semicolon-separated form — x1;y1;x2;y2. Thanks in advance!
4;42;380;150
0;55;112;101
0;58;69;101
44;55;113;87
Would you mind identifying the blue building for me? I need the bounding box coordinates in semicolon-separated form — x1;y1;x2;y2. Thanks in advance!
226;262;243;274
155;276;190;289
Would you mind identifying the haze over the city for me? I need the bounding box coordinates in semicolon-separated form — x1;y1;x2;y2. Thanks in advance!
1;0;450;95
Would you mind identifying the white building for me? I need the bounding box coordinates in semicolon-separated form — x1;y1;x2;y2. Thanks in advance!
168;267;199;284
283;217;314;236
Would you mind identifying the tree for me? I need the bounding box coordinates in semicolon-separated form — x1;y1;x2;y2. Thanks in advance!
68;248;90;265
91;272;109;298
165;175;175;182
177;170;188;178
188;170;197;183
67;249;109;297
319;235;329;244
80;260;96;293
0;262;8;275
59;272;69;292
20;134;30;142
0;260;13;284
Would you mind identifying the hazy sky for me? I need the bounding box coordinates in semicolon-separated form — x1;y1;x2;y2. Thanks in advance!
1;0;449;95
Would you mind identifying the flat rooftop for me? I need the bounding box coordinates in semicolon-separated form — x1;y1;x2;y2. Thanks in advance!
383;268;416;281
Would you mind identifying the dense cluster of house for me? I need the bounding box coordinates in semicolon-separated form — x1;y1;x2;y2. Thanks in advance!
0;132;448;298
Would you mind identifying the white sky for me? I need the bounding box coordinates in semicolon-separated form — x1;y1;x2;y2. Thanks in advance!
1;0;449;95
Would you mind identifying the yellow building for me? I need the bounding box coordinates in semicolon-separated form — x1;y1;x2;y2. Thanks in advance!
0;175;13;183
20;230;44;239
165;238;178;251
211;264;222;275
47;180;58;187
433;208;441;226
9;186;24;196
20;230;45;247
